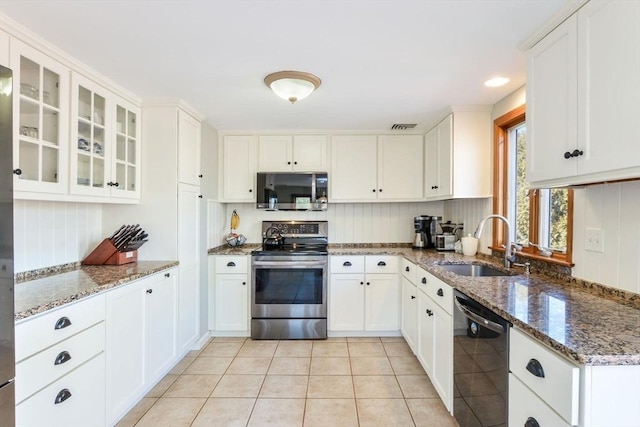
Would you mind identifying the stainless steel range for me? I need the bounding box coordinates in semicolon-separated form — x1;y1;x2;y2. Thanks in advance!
251;220;328;339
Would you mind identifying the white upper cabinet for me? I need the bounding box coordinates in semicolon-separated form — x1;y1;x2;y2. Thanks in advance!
10;39;69;196
178;109;202;185
377;135;424;200
331;134;424;201
70;72;142;200
425;111;491;201
330;135;378;201
70;73;111;197
258;135;327;172
221;135;256;202
527;0;640;187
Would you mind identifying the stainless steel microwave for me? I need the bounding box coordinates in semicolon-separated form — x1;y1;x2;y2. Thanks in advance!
256;172;328;211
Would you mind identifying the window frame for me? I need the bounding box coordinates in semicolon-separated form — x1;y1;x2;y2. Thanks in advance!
492;105;574;266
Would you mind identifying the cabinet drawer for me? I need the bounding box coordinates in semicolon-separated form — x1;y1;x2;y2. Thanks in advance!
15;294;105;362
510;328;579;425
425;273;453;315
365;255;398;273
16;353;106;427
401;258;417;283
215;255;248;274
330;256;365;273
509;373;571;427
16;322;105;404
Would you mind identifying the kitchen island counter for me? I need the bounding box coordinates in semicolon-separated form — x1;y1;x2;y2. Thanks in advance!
14;261;178;321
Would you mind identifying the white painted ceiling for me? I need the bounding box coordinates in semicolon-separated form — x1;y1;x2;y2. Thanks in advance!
0;0;565;131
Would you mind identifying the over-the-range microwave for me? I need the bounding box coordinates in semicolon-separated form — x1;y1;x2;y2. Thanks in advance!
256;172;328;211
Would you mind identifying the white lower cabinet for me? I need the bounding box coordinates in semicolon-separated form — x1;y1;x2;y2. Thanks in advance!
16;353;106;427
329;255;399;333
400;276;418;352
509;373;571;427
106;269;178;426
417;270;453;412
210;255;249;333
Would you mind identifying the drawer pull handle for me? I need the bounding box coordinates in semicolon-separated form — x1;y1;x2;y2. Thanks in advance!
54;351;72;366
526;358;545;378
421;277;427;284
54;317;72;330
54;388;72;404
377;261;386;266
227;261;236;267
525;417;540;427
343;261;352;267
437;288;444;297
405;266;410;272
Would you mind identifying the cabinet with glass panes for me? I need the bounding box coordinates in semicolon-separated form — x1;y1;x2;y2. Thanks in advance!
10;39;69;195
70;72;141;200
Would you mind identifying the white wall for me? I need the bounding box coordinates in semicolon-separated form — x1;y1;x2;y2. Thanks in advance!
14;200;102;273
572;182;640;294
211;201;445;247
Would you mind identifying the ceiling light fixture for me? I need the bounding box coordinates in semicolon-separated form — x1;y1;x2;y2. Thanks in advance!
264;70;321;104
484;77;510;87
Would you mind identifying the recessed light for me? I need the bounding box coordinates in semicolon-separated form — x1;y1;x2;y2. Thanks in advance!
484;77;509;87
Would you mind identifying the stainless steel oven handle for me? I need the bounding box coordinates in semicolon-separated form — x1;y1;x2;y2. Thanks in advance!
253;261;327;267
454;297;505;334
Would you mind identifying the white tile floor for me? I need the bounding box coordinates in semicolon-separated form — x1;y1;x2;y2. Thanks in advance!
116;336;458;427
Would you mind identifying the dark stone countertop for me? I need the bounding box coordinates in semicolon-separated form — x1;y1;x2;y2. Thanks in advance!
14;261;179;321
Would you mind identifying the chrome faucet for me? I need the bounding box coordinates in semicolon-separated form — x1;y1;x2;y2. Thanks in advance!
473;214;516;268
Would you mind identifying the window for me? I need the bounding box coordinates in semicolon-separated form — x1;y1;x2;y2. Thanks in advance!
493;105;573;265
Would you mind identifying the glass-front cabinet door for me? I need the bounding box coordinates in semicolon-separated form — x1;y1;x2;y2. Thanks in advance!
10;40;69;194
113;98;141;199
70;73;111;197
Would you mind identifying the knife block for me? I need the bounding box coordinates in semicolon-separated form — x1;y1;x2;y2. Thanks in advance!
82;238;138;265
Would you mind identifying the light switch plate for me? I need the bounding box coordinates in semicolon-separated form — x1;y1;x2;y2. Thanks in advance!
585;228;604;253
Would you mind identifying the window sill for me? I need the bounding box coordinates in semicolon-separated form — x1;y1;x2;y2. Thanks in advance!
488;246;574;268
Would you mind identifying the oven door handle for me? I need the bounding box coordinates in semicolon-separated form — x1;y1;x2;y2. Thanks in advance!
454;297;505;334
253;261;328;268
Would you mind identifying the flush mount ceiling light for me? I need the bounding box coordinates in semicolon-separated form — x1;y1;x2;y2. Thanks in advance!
484;77;510;87
264;70;321;104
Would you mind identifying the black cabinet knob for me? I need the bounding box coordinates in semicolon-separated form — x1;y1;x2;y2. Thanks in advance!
564;149;585;159
294;161;297;165
13;168;22;176
360;282;364;285
249;189;253;192
426;309;433;316
54;388;72;405
437;288;444;297
287;161;291;165
54;351;72;366
525;417;540;427
198;195;203;198
526;358;545;378
114;182;119;187
164;272;171;277
411;295;416;299
421;277;427;284
564;151;572;159
372;189;376;192
198;174;203;178
54;317;72;330
242;282;246;285
379;188;382;192
146;289;153;294
405;266;410;272
366;282;370;286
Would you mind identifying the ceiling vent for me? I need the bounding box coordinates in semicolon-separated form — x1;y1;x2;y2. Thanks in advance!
390;123;417;130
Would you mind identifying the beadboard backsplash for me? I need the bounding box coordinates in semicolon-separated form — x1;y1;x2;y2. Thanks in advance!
212;202;447;246
14;200;103;273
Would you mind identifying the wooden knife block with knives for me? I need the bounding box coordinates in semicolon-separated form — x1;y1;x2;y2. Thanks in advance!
83;224;148;266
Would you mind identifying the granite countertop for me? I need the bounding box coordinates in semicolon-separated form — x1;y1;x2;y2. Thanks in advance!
208;244;640;366
15;261;178;321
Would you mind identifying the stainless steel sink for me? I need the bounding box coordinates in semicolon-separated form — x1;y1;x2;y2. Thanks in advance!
438;263;512;277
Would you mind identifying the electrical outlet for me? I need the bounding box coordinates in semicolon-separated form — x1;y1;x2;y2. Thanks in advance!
585;228;604;253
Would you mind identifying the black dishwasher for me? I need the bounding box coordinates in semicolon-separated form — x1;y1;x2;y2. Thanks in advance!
453;290;511;427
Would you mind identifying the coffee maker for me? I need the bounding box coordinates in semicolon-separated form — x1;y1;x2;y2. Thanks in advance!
413;215;433;249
